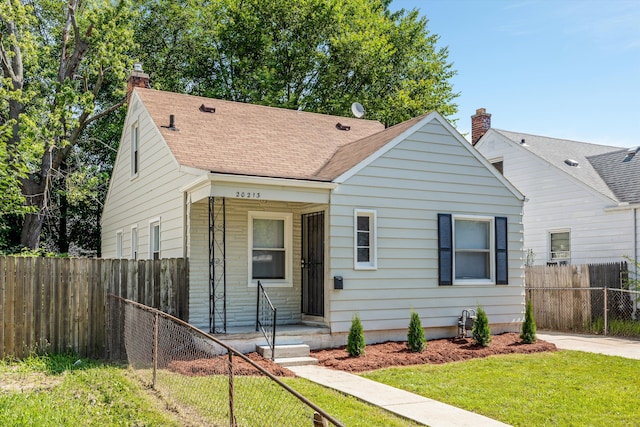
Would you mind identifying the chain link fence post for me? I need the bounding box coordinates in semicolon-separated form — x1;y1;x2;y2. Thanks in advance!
603;287;608;336
153;312;159;388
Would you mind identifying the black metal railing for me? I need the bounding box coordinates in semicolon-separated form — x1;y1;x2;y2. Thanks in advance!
256;281;277;360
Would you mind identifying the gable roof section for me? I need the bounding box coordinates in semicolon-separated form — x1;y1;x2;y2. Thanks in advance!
491;129;623;202
332;112;524;200
587;148;640;204
134;88;384;181
316;113;428;180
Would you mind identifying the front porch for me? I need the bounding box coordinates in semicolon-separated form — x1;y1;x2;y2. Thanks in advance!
183;173;335;337
214;323;333;354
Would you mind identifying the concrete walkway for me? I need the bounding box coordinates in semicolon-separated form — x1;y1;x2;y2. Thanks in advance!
289;364;509;427
290;333;640;427
537;332;640;360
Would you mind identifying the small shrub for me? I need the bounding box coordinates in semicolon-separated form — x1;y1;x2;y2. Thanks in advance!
347;313;366;357
472;306;491;347
520;300;537;343
407;310;426;352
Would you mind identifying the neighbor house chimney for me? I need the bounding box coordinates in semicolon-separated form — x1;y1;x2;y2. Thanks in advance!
471;108;491;145
127;62;150;102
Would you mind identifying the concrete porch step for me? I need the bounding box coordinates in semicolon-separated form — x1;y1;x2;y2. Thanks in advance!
256;343;310;359
273;356;319;367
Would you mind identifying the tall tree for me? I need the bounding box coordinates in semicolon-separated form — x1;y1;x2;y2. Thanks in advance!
135;0;458;126
0;0;134;250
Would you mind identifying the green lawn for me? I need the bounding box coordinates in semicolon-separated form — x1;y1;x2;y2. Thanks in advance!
362;350;640;427
0;354;419;426
0;354;181;426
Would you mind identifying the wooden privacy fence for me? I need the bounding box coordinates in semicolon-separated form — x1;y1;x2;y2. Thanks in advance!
525;262;629;332
0;256;188;359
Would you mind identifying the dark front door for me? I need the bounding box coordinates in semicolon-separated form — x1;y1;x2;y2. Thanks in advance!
302;211;324;316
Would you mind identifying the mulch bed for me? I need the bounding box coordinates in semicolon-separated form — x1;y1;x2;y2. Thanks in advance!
311;332;557;373
167;333;556;377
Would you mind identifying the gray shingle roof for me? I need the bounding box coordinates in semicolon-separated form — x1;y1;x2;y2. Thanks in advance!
494;129;625;203
587;148;640;204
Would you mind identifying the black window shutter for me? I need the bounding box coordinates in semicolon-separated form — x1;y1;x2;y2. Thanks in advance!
495;216;508;285
438;214;453;286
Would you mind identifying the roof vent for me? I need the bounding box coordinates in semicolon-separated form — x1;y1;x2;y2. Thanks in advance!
623;146;639;162
199;104;216;113
336;122;351;131
564;159;579;167
161;114;179;131
520;138;526;144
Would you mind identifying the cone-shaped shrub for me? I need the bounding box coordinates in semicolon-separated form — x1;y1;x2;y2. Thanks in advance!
347;313;366;357
472;306;491;347
520;300;537;344
407;310;426;352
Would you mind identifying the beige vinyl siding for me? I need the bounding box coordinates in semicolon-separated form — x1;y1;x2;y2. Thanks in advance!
477;133;634;265
101;92;201;260
188;198;326;330
328;120;524;334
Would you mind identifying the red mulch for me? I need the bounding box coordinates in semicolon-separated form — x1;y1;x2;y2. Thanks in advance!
311;333;557;373
167;352;296;377
166;333;556;377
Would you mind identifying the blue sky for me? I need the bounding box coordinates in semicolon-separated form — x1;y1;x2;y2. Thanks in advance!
390;0;640;147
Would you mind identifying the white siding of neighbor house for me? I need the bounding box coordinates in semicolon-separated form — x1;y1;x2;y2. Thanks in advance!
476;134;635;265
188;198;326;331
101;92;201;260
328;120;525;335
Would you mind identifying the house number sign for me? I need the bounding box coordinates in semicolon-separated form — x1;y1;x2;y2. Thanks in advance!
234;191;261;199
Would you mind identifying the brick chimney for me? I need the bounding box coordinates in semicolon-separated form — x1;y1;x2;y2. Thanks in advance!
127;63;150;102
471;108;491;145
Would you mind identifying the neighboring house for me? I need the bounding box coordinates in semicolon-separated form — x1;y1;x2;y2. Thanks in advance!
473;108;640;267
101;72;525;348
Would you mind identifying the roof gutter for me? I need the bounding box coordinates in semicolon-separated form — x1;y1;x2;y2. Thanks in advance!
603;202;640;213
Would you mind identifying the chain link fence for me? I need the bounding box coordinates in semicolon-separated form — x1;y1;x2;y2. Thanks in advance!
526;287;640;337
107;295;343;427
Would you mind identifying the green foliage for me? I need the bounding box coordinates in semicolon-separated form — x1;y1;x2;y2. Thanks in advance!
472;306;491;347
407;310;426;352
134;0;458;127
347;313;366;357
520;300;537;344
1;0;135;251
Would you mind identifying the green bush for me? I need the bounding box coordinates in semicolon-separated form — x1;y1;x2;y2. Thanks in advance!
472;306;491;347
347;313;366;357
520;300;537;343
407;310;426;352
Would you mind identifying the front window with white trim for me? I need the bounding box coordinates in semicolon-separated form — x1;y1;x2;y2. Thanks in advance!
249;212;292;286
354;209;377;269
454;216;494;283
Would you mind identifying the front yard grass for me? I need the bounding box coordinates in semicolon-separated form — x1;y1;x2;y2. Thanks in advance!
362;350;640;427
0;353;181;426
0;353;419;426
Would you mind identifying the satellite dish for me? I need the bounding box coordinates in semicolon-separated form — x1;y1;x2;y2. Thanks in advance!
351;102;365;118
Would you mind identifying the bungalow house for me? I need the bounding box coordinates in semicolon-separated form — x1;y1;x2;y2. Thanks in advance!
472;108;639;268
101;72;526;350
